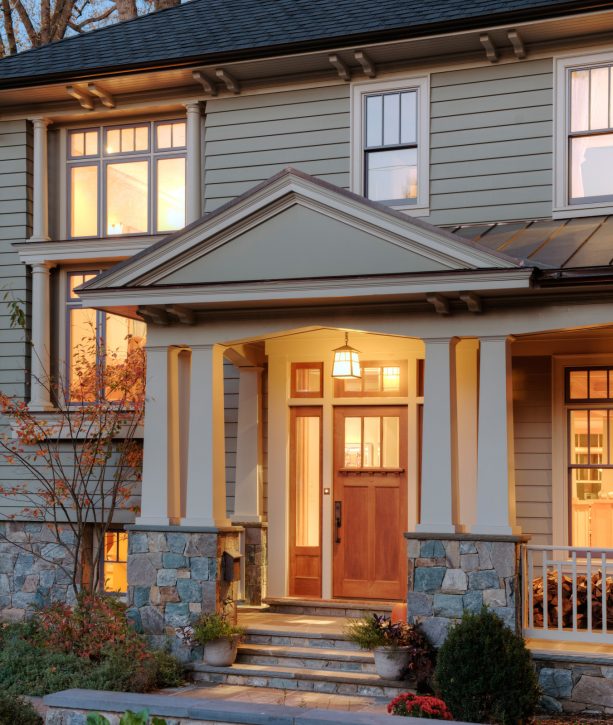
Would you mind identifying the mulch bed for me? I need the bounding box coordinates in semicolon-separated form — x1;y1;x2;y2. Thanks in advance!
536;716;613;724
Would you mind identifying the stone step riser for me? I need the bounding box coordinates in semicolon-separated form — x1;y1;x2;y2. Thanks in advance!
237;653;377;674
266;605;391;618
243;633;360;651
191;670;407;698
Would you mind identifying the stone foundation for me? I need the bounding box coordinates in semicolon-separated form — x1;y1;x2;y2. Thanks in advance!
243;523;267;605
405;533;526;646
126;526;242;637
0;521;77;621
535;656;613;714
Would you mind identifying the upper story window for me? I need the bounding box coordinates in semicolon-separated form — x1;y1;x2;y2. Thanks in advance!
68;120;186;239
351;77;429;213
555;52;613;216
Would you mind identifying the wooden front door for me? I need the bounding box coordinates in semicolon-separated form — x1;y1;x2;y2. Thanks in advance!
333;406;408;600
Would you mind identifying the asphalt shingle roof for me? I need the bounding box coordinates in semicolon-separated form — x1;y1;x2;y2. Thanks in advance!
0;0;600;88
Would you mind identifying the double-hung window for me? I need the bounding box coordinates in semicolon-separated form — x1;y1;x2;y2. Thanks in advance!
68;120;186;238
555;53;613;214
352;77;429;212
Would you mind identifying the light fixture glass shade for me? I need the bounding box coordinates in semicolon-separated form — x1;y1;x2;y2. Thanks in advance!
332;334;361;379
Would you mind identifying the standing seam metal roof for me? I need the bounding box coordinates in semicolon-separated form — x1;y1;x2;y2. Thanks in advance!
0;0;603;87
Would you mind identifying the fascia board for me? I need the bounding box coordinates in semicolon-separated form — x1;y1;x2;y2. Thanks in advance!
77;268;534;309
13;237;153;265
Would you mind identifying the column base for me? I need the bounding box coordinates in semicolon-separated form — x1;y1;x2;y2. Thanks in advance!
231;515;263;525
471;524;522;536
135;516;171;527
415;523;458;535
181;517;230;528
27;236;51;243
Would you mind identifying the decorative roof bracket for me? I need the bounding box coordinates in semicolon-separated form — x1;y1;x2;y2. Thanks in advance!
329;53;351;81
459;293;483;314
426;293;451;315
192;70;218;96
66;85;95;110
87;83;115;108
479;33;499;63
215;68;240;94
507;29;526;60
354;50;376;78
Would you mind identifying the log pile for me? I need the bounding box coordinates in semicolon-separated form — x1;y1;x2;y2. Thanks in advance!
532;570;613;630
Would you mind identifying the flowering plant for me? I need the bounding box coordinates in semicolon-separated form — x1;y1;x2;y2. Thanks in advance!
387;692;453;720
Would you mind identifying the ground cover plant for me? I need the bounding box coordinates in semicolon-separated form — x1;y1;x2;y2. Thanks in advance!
434;608;540;725
0;691;43;725
0;595;184;697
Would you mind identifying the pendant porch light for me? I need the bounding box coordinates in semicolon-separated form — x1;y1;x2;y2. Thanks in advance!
332;332;361;380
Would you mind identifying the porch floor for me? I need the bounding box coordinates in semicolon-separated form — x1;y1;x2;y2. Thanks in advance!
527;638;613;663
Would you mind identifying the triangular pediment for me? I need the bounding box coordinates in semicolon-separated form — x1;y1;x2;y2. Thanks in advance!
84;169;519;293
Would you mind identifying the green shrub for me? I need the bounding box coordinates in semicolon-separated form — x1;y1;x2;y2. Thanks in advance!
150;648;186;688
434;608;540;725
87;711;167;725
0;692;42;725
192;612;244;645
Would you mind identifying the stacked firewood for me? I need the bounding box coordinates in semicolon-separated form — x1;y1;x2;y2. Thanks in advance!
532;570;613;630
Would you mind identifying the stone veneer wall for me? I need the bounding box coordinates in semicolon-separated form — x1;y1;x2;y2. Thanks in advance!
126;527;241;638
243;524;267;605
535;657;613;714
406;533;525;646
0;521;77;620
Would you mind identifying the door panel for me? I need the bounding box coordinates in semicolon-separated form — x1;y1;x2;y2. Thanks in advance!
333;406;408;600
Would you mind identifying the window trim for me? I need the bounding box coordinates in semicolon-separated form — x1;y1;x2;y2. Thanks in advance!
351;76;430;215
554;50;613;218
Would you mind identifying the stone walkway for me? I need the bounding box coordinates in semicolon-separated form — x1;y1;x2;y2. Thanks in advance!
165;682;390;713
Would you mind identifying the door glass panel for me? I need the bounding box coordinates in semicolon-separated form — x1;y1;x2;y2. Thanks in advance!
344;417;362;467
382;416;400;467
363;417;381;467
295;416;320;547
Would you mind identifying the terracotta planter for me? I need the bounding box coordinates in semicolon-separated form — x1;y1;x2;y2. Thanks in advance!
373;646;411;680
203;636;239;666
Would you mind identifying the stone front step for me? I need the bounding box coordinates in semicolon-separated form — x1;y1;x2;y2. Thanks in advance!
237;643;377;674
264;598;394;618
242;628;361;651
189;661;411;698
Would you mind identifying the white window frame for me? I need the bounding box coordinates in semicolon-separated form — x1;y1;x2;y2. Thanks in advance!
350;76;430;215
554;50;613;219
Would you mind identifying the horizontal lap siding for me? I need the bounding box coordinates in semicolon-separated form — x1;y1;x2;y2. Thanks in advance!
0;120;32;517
513;356;552;545
428;59;553;225
204;85;350;212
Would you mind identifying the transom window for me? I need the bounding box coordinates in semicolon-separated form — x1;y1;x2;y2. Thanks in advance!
566;367;613;549
364;90;418;203
66;271;146;401
568;64;613;203
67;120;186;238
335;361;407;397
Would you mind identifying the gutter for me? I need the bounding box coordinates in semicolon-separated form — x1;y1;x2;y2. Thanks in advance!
535;266;613;287
0;0;611;90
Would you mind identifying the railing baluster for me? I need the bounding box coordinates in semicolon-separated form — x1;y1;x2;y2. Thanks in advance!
603;553;607;634
557;561;563;631
528;547;534;629
587;551;592;635
542;549;548;631
572;550;578;632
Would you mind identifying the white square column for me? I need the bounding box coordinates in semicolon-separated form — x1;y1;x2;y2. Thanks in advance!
185;101;202;224
29;261;55;412
30;118;51;242
136;345;174;526
472;335;521;535
181;344;229;528
232;366;263;524
416;337;459;534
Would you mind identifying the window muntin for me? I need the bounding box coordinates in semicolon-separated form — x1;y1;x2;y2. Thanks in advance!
343;414;401;469
566;367;613;549
364;90;418;203
103;530;128;593
335;361;407;397
568;65;613;203
67;120;186;238
66;271;146;401
291;363;323;397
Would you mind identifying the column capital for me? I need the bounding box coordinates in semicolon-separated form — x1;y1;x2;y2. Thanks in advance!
30;117;52;128
184;100;202;114
423;336;459;346
30;261;56;273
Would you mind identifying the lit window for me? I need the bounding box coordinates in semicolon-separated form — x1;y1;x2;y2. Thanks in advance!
103;531;128;593
335;361;407;397
569;65;613;203
67;121;186;238
566;367;613;549
352;78;429;210
291;363;323;397
66;271;146;401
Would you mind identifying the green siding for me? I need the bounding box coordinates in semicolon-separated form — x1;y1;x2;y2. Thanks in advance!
427;58;553;225
203;85;350;212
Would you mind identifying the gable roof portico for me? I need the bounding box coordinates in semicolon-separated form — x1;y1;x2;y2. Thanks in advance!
77;168;533;317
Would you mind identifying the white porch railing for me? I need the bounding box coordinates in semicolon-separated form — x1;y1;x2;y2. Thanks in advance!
523;544;613;644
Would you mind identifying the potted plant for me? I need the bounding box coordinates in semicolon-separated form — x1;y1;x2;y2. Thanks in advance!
344;614;434;682
192;611;245;667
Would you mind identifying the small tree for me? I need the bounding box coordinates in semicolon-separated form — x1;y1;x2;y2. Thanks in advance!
0;315;145;596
